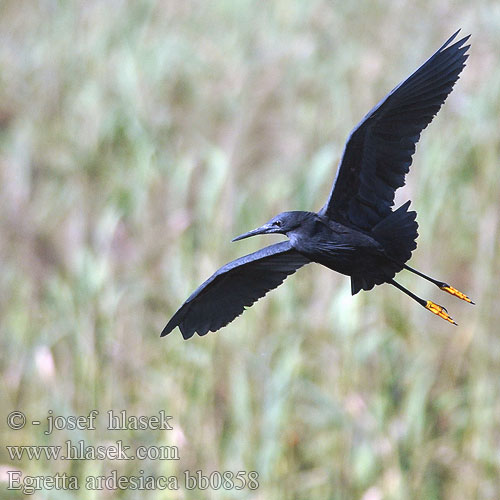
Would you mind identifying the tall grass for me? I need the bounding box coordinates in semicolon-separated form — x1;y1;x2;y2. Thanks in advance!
1;1;500;498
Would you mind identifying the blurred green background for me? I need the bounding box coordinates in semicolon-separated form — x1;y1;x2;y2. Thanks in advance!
1;0;499;499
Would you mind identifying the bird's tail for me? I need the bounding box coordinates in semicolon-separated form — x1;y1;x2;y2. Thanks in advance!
372;200;418;264
351;201;418;295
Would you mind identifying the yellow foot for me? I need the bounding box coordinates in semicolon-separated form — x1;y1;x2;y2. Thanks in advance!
425;301;457;325
440;285;475;304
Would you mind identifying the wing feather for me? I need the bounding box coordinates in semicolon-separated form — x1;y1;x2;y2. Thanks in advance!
161;241;310;339
320;31;470;229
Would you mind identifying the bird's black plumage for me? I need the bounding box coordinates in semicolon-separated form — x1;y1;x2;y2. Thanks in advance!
162;241;310;339
162;31;473;339
320;30;470;229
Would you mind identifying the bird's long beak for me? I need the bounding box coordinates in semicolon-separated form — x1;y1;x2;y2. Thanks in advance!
231;224;273;242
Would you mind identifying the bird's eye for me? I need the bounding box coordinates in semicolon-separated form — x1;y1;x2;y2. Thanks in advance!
273;220;282;227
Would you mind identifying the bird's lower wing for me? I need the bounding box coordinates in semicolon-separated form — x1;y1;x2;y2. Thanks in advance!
161;241;310;339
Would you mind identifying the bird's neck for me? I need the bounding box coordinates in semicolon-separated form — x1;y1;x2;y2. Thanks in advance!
287;212;323;243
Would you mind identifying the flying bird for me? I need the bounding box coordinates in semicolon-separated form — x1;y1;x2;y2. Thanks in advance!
162;31;473;340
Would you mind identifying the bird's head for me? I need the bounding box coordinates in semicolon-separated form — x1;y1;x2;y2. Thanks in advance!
232;211;310;242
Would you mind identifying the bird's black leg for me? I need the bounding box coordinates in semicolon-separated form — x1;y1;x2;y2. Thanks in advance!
403;265;474;304
389;279;457;325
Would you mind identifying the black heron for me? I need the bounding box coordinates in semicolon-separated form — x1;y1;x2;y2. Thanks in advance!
162;31;473;340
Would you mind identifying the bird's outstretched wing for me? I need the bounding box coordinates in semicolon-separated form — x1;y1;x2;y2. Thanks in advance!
161;241;310;339
319;31;470;230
